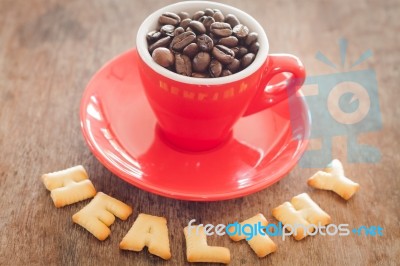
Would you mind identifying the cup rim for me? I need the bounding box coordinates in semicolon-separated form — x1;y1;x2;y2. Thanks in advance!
136;1;269;85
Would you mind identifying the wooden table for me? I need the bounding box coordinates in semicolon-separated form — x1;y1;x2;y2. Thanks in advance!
1;0;399;265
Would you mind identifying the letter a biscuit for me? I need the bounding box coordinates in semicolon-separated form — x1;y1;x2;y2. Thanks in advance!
120;213;171;260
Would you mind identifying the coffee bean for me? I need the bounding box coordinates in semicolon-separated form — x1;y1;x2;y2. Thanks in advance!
221;69;232;76
212;45;235;64
233;24;249;39
149;36;172;53
209;33;219;44
225;14;240;27
147;30;162;43
218;36;238;47
192;72;209;78
209;59;222;77
233;46;248;58
192;11;205;20
160;24;175;36
183;43;199;58
204;8;214;16
201;16;215;32
149;9;259;78
174;27;185;36
241;53;256;68
245;32;258;46
180;18;192;29
193;52;211;72
198;15;207;22
189;20;206;34
197;34;214;52
249;42;259;54
159;12;181;26
152;47;174;68
175;54;192;76
210;22;232;37
178;11;190;20
171;31;196;51
226;58;240;73
213;10;224;22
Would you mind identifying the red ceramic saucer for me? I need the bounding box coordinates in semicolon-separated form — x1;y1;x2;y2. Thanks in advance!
80;49;310;201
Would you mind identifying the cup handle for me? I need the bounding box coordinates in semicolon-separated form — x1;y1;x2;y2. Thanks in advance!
243;53;306;116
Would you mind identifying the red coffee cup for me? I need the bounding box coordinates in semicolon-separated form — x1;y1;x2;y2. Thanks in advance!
137;1;306;151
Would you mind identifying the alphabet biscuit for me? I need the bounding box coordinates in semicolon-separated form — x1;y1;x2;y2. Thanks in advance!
272;193;331;240
184;225;230;264
120;213;171;260
72;192;132;240
41;165;96;207
308;159;360;200
228;213;277;257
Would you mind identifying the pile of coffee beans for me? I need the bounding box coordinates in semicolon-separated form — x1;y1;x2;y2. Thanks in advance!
147;9;259;78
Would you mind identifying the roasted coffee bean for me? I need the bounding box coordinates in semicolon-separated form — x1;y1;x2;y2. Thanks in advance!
233;24;249;39
212;45;235;64
174;27;185;36
160;24;175;36
218;36;238;47
209;59;223;77
204;8;214;16
180;18;192;29
175;54;192;76
201;16;215;32
193;52;211;72
198;15;207;22
226;58;240;73
192;11;205;20
221;69;232;76
241;53;256;68
225;14;240;27
234;46;248;58
178;11;190;20
171;31;196;51
152;47;175;68
197;34;214;52
189;20;206;34
149;36;172;53
147;30;162;43
149;9;259;78
231;46;239;54
210;22;232;37
183;43;199;58
192;72;209;78
209;33;219;44
245;32;258;46
249;42;260;54
213;10;224;22
159;12;181;26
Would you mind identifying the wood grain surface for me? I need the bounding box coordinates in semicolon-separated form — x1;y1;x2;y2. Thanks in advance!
0;0;399;265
